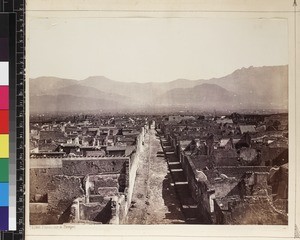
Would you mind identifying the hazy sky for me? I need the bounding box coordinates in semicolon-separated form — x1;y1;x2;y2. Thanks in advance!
28;17;288;82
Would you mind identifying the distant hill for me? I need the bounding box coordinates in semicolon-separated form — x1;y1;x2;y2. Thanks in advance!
29;77;78;96
30;95;126;113
207;66;288;109
157;83;240;108
29;65;288;113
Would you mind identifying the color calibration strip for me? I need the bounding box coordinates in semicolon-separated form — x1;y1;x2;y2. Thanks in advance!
1;0;25;238
0;13;16;232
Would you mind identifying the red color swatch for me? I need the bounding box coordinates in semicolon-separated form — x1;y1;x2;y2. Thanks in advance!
0;86;9;110
0;110;9;133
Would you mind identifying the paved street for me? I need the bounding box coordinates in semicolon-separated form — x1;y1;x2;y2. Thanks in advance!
125;127;185;224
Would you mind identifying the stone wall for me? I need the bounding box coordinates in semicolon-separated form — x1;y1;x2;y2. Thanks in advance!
30;158;62;168
30;157;128;225
62;157;128;176
118;127;145;223
86;174;120;195
30;174;85;224
30;157;129;200
30;168;62;202
30;127;146;225
78;201;112;223
47;175;85;223
181;154;213;223
225;197;288;224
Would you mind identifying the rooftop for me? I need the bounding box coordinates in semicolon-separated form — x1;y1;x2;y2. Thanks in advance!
239;125;256;134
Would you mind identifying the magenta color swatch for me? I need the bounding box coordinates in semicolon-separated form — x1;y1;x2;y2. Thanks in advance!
0;86;9;110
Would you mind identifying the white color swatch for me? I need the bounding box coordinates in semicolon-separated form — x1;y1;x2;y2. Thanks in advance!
0;62;9;85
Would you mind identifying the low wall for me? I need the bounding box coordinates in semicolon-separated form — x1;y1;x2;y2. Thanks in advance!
181;154;213;223
30;158;62;168
62;158;128;176
119;129;145;223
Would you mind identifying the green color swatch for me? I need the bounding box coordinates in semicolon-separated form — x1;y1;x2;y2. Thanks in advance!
0;159;9;182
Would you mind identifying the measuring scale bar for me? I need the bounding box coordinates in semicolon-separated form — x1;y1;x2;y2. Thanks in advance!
0;13;17;231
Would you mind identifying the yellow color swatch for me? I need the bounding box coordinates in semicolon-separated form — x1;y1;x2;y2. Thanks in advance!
0;134;9;158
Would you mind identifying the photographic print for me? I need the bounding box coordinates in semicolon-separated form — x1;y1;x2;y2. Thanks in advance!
25;2;298;238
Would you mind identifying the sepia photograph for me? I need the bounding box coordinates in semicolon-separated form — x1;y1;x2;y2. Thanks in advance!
25;0;299;239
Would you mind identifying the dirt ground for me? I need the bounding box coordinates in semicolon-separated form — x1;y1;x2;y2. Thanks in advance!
124;127;185;224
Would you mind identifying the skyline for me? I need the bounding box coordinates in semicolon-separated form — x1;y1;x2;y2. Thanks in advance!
30;64;288;83
28;17;288;83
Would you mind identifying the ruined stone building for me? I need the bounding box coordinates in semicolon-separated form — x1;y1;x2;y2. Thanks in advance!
160;113;288;224
30;121;147;225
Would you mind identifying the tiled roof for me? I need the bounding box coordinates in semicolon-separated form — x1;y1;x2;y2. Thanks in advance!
38;143;58;152
219;139;230;147
239;125;256;134
107;146;127;151
215;157;239;166
216;119;234;124
86;151;106;157
40;130;66;140
239;148;257;162
213;149;237;159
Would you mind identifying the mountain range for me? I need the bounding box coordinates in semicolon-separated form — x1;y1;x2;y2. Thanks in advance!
29;65;288;113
